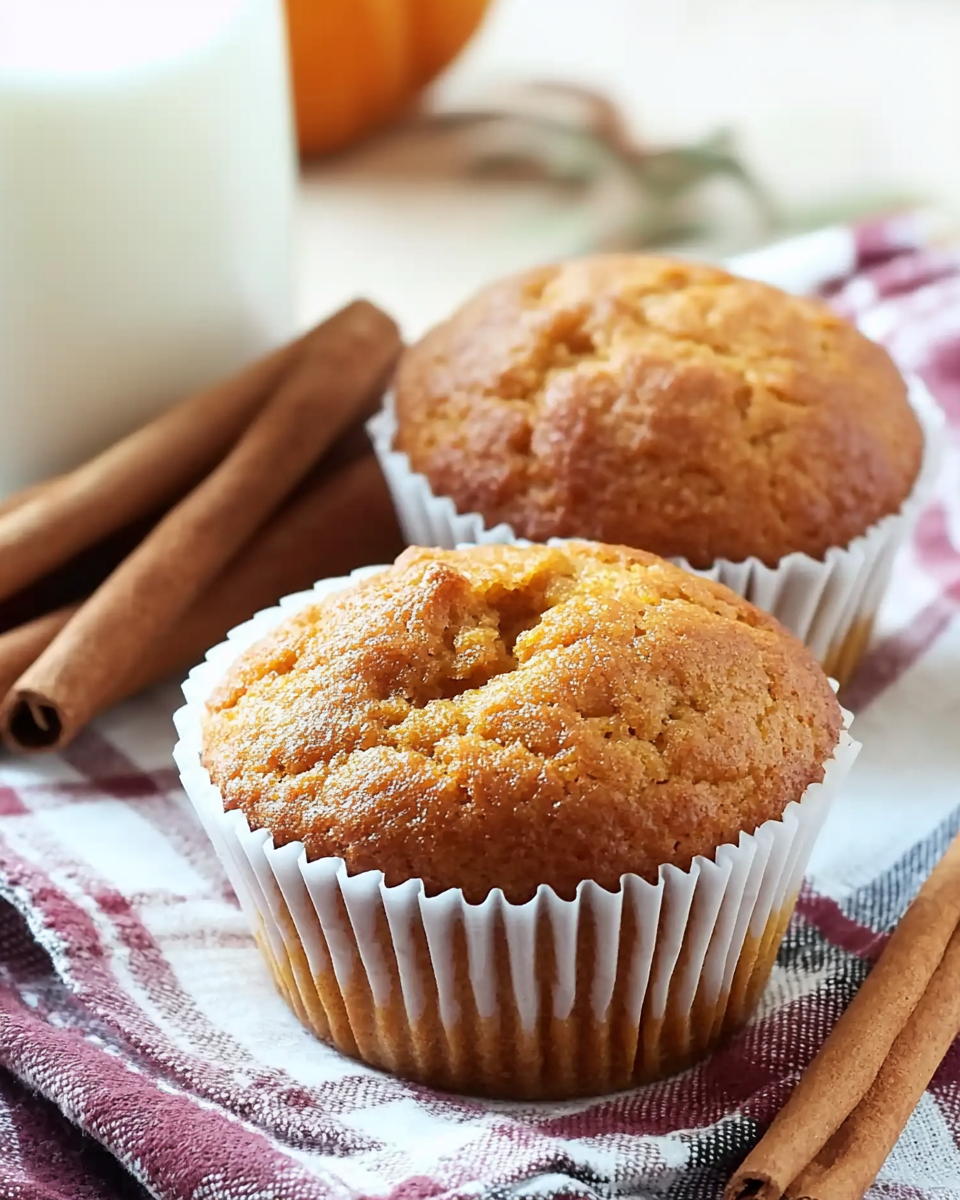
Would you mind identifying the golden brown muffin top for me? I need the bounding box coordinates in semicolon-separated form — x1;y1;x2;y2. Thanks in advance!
394;256;923;567
202;542;841;904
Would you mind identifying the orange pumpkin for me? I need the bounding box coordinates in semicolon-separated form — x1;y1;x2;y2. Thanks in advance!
284;0;491;157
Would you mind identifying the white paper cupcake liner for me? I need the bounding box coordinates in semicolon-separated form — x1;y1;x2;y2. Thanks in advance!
174;565;860;1099
368;378;943;684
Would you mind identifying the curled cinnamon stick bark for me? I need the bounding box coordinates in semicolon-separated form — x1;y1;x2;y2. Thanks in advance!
726;831;960;1200
786;925;960;1200
2;301;401;753
0;332;300;605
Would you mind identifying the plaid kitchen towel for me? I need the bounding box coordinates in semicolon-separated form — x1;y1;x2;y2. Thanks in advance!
1;214;960;1200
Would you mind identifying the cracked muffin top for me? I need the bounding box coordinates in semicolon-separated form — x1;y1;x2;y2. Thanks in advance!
393;255;922;567
202;542;841;903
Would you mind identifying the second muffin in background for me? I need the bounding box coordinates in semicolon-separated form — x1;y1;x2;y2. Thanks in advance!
371;255;942;683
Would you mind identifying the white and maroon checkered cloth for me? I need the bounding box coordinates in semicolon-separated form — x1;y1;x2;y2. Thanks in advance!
2;215;960;1200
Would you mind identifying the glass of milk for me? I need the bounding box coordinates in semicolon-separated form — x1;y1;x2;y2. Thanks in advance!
0;0;295;496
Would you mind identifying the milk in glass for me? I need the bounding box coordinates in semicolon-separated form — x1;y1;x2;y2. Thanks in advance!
0;0;295;495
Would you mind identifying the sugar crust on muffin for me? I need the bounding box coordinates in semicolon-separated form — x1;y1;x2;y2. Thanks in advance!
393;256;922;568
202;542;841;904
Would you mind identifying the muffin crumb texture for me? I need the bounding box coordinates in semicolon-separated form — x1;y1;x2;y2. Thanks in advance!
394;256;923;566
203;543;840;904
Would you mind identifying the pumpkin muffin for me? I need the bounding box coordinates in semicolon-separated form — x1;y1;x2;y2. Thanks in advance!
202;541;840;904
391;256;923;569
186;541;857;1098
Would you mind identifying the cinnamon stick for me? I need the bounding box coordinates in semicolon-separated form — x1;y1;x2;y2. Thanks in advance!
0;332;300;605
0;510;166;636
0;477;59;522
0;455;401;735
727;831;960;1200
117;452;403;701
1;302;400;752
0;607;76;697
786;925;960;1200
0;410;376;638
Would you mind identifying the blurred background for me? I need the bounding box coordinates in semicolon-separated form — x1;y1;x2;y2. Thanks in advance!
3;0;959;491
297;0;960;337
